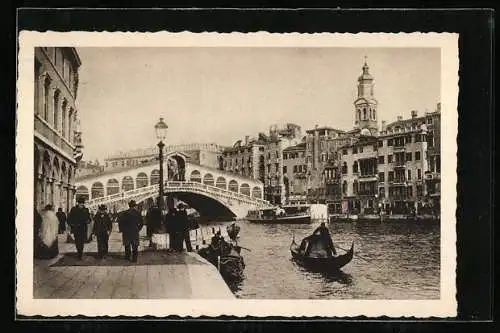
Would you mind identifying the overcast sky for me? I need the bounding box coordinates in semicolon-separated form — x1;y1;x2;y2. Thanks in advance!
76;47;440;162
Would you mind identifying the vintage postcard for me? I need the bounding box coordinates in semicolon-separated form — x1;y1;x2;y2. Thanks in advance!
16;31;458;317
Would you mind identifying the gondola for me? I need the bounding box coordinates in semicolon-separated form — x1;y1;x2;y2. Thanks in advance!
198;238;245;282
290;234;354;271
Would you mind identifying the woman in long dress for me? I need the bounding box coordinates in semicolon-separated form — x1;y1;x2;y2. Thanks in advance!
35;205;59;259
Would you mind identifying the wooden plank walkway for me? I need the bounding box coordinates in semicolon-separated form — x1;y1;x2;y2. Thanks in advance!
33;231;234;299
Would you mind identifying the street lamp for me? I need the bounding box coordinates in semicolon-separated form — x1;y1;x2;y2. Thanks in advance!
155;117;168;209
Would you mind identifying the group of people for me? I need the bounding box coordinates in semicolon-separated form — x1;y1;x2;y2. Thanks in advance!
146;199;194;252
34;196;196;262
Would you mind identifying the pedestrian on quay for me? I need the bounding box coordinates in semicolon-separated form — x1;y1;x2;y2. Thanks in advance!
164;199;181;251
148;198;167;249
34;205;60;259
68;198;91;260
93;205;113;259
117;200;143;262
177;203;192;252
56;207;67;234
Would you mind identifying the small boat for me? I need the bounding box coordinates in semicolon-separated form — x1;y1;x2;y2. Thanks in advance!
290;234;354;271
226;223;241;241
198;235;245;282
247;207;311;224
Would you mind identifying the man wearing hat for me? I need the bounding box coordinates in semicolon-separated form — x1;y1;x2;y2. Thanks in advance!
67;197;91;260
117;200;143;262
93;205;113;259
177;203;192;252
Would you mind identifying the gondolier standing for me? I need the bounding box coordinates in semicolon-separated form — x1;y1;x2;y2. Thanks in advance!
67;197;91;260
307;222;337;257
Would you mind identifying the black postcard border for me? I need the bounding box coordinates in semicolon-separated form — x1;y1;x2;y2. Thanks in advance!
10;6;495;332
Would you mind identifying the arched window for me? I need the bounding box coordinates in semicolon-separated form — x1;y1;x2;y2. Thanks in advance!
342;162;348;174
252;186;262;199
353;161;359;173
68;107;74;143
91;182;104;199
122;176;134;192
353;180;359;195
61;99;67;136
136;172;148;188
53;90;60;129
190;170;202;183
358;109;361;121
342;181;347;195
363;107;367;120
203;173;214;186
106;179;120;195
373;109;376;119
43;75;51;121
240;183;250;196
216;176;226;189
229;180;238;193
76;185;89;203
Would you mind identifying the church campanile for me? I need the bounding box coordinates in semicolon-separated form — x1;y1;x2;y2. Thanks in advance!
354;57;378;135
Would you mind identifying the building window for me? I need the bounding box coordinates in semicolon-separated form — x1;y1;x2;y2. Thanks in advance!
353;161;359;173
359;146;363;153
293;165;298;173
417;185;423;197
415;151;421;161
342;181;347;195
427;117;433;125
388;139;393;146
408;186;413;197
43;76;51;121
378;140;383;147
342;149;347;155
417;169;422;179
407;169;412;180
388;171;394;182
342;162;348;174
378;155;385;164
353;147;358;154
379;186;385;197
388;155;393;163
406;152;412;161
53;90;60;129
353;181;358;195
379;172;385;182
275;163;279;173
283;166;287;174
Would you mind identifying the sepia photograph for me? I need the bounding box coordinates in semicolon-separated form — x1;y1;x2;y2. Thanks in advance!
16;31;458;317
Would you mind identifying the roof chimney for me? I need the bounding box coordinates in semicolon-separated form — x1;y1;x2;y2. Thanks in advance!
245;135;249;145
397;116;403;122
411;110;418;118
436;102;441;113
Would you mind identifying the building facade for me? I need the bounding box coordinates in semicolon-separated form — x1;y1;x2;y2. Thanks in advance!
75;160;105;179
34;47;83;212
103;143;225;171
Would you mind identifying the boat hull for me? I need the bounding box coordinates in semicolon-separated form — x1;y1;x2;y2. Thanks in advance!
290;241;354;271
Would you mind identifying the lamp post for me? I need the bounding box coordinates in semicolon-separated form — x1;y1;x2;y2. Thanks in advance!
155;117;168;210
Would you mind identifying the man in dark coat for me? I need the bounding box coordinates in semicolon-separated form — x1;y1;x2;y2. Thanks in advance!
92;205;113;259
177;203;192;252
164;200;182;251
146;200;163;237
56;207;67;234
67;198;91;260
117;200;143;262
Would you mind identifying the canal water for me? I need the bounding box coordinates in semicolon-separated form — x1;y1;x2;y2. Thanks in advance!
201;220;440;299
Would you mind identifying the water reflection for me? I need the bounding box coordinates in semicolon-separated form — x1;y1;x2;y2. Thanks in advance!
199;219;440;299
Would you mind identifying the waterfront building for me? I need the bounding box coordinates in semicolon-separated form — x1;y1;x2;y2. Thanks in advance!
34;47;83;212
282;142;307;204
221;135;266;181
103;143;225;171
75;160;104;178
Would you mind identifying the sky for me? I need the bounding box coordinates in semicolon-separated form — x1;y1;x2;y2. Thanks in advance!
75;47;441;162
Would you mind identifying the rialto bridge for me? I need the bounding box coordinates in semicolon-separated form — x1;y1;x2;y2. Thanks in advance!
74;152;272;220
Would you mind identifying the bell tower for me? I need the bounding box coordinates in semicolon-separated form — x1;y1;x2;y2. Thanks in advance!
354;57;378;135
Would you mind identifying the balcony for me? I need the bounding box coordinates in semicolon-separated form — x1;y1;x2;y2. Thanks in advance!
393;161;406;169
358;174;378;182
393;144;406;152
389;179;407;186
424;171;441;181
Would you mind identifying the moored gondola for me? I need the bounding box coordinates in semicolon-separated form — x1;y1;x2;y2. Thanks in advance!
290;234;354;271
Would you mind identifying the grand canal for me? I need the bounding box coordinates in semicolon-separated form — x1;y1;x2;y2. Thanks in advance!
201;220;440;299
